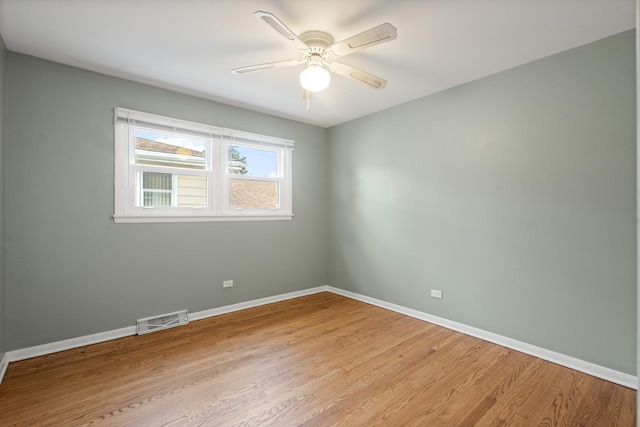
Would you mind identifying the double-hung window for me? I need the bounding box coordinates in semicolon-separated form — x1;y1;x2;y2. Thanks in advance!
114;108;293;222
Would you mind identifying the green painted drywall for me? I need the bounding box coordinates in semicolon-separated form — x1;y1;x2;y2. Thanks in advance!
328;31;636;374
4;53;328;350
0;34;6;358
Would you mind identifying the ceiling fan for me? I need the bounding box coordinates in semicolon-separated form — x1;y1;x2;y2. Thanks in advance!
231;11;397;93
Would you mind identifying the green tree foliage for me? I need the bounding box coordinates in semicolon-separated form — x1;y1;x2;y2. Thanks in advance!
228;146;248;174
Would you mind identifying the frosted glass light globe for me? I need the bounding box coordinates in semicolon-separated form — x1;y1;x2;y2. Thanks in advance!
300;65;330;92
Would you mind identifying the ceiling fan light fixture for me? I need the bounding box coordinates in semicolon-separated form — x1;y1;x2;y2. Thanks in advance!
233;11;397;97
300;64;330;92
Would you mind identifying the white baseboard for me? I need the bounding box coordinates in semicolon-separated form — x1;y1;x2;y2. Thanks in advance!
189;286;327;321
3;285;636;390
327;286;638;390
8;326;137;362
6;286;328;363
0;352;8;385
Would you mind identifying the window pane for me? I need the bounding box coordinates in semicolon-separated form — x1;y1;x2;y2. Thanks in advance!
135;129;206;170
228;145;277;177
136;172;207;208
229;179;279;209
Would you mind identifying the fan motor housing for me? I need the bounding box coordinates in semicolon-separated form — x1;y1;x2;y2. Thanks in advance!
300;31;334;57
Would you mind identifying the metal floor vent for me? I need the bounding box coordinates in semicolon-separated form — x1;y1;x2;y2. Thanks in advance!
137;310;189;335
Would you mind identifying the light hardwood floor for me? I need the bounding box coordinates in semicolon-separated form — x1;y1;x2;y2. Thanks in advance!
0;292;635;426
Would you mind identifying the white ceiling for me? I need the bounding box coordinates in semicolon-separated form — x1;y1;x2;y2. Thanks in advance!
0;0;634;128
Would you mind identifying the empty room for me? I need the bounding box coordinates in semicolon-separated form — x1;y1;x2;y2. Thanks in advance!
0;0;637;425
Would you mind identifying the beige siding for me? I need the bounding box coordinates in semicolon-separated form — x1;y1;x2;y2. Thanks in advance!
177;175;207;207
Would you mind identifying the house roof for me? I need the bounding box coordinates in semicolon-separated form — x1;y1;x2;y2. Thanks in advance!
136;138;205;158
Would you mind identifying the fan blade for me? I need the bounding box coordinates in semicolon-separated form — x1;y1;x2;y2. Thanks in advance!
231;59;304;75
329;23;397;57
329;62;387;90
255;11;308;51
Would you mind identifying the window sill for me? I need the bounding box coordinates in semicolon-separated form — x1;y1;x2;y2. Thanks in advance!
113;214;294;223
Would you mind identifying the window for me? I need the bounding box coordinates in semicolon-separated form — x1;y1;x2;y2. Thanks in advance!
138;172;175;207
227;145;281;210
114;108;293;223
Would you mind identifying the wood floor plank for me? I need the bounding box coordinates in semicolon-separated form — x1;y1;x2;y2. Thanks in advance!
605;382;638;427
342;339;509;426
0;292;635;426
530;369;589;427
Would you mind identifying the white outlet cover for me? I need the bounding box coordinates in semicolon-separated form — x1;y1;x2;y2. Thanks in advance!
223;280;233;288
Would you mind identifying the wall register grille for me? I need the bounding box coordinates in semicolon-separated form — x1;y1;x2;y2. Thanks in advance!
136;310;189;335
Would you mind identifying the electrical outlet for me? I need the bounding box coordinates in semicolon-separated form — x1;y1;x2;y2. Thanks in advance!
430;289;443;299
223;280;234;288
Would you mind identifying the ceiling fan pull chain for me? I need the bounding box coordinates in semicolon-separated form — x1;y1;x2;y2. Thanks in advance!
306;91;311;112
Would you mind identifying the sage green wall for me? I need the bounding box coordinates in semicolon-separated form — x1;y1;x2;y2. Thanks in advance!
0;34;6;359
327;31;636;374
4;53;328;350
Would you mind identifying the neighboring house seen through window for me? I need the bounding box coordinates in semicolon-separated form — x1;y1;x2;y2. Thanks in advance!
139;172;175;207
114;108;294;222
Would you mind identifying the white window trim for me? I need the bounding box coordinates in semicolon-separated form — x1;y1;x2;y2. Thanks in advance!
113;108;294;223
